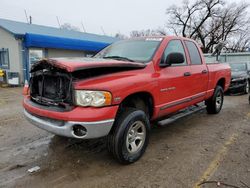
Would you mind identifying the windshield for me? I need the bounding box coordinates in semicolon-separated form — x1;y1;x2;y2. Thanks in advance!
229;63;247;72
94;38;163;62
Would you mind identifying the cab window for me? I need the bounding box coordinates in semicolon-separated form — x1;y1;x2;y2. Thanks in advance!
184;41;202;65
162;40;187;66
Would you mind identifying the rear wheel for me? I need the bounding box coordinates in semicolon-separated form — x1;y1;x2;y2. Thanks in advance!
107;108;150;164
206;86;224;114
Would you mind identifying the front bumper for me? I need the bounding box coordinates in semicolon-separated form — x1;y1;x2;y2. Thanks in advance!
23;97;119;139
24;109;114;139
23;97;119;122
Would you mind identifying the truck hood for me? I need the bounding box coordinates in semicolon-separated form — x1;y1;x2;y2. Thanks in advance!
30;57;146;73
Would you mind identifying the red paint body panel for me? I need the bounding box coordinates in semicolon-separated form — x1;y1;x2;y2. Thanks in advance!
23;97;119;122
23;36;231;123
31;58;145;72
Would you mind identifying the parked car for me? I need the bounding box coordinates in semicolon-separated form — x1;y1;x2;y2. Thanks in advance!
23;36;231;164
228;62;250;94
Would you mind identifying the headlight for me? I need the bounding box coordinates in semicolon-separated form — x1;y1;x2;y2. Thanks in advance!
75;90;112;107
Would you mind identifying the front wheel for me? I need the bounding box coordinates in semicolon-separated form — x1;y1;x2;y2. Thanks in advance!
107;108;150;164
205;86;224;114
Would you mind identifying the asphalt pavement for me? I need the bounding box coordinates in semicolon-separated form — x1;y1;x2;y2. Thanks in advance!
0;87;249;188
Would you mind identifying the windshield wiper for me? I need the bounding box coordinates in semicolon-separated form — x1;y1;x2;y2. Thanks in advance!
103;56;135;62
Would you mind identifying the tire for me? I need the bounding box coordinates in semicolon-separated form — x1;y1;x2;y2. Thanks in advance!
205;86;224;114
107;108;150;164
244;80;249;94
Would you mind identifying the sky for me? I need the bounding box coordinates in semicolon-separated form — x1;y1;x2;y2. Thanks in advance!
0;0;247;36
0;0;183;36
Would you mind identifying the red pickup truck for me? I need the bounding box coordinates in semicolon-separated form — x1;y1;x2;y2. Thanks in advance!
23;36;231;164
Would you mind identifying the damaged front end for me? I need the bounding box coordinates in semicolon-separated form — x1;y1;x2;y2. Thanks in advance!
30;60;73;111
29;58;146;111
24;58;146;139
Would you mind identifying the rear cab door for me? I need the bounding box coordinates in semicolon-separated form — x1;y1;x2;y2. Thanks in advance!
184;40;209;103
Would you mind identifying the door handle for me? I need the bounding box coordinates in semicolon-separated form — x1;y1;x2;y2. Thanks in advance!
184;72;191;77
202;70;208;74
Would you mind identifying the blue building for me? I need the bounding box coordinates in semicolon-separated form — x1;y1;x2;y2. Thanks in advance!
0;18;118;84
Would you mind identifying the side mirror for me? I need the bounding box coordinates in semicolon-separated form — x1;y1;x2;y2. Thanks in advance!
160;52;184;67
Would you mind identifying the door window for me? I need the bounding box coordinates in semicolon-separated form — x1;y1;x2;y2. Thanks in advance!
162;40;187;66
185;41;202;65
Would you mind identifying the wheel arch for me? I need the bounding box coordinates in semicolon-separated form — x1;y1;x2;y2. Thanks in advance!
216;78;226;90
118;91;155;119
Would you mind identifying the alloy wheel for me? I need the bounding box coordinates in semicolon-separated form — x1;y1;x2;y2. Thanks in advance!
126;121;146;154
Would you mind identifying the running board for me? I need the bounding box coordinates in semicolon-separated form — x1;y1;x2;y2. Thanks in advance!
157;103;206;126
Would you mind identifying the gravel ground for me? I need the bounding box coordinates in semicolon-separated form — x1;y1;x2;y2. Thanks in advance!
0;87;249;188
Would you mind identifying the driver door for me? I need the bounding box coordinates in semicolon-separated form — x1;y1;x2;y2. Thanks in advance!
158;39;193;117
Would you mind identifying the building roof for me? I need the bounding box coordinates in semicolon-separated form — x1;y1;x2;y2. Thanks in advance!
0;18;117;43
0;18;118;51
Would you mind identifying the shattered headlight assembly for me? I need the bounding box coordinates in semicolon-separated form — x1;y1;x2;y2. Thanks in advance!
75;90;112;107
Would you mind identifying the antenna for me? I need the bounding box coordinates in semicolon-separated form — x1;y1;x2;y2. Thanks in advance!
81;21;86;32
100;26;106;35
24;10;29;23
56;16;61;28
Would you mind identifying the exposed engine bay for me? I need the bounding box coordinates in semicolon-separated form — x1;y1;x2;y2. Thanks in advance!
29;58;146;110
30;67;73;110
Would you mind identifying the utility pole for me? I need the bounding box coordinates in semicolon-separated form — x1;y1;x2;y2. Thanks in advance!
24;10;32;24
29;16;32;24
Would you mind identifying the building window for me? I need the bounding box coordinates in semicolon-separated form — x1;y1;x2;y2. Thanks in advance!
0;48;10;69
29;49;44;65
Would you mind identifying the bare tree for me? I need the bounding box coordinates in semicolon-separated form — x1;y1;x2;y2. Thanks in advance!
60;23;80;31
166;0;250;53
226;24;250;52
114;33;128;39
130;28;167;37
167;0;222;37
